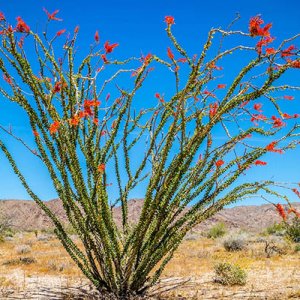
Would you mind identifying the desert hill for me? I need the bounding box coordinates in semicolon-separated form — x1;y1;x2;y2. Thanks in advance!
0;198;299;233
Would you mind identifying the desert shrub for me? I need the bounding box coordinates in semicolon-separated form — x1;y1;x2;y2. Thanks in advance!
294;244;300;252
223;235;247;252
265;222;286;236
3;257;36;266
257;236;290;257
207;223;227;239
15;244;32;254
47;260;71;272
214;262;247;286
285;217;300;243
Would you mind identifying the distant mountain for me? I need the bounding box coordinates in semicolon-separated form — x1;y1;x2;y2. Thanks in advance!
0;198;299;233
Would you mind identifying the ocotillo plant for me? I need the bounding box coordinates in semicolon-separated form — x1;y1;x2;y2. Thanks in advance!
0;10;300;298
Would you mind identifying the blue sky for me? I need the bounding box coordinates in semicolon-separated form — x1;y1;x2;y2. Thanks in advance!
0;0;299;206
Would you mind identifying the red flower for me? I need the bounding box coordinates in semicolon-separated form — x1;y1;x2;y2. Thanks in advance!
215;160;224;167
209;102;218;118
256;36;274;55
253;103;263;112
283;95;294;100
69;115;80;126
265;141;283;154
43;8;62;21
74;26;80;33
217;84;226;89
49;121;60;135
0;12;5;21
165;16;175;26
266;48;276;55
275;203;287;220
16;17;30;33
56;29;66;36
254;160;267;166
3;74;12;85
271;116;285;128
177;58;187;63
292;188;300;199
288;206;300;218
97;163;105;173
249;16;272;37
94;30;99;42
101;54;108;63
142;53;152;66
204;90;216;98
208;61;222;70
291;60;300;68
281;45;296;58
167;47;174;60
93;118;99;125
33;130;39;137
53;81;67;93
18;36;25;48
104;41;119;53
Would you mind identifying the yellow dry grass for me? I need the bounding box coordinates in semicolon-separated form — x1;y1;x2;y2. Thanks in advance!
0;232;299;299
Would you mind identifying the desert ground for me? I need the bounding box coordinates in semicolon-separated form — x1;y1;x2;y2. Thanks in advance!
0;229;299;300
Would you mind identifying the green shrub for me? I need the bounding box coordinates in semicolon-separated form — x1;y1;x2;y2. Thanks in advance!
285;217;300;243
294;244;300;252
265;222;286;236
214;262;247;286
207;223;227;239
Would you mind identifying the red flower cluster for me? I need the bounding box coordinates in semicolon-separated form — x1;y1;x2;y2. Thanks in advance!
271;116;285;128
0;12;5;21
249;16;272;37
94;31;99;42
53;81;67;94
104;41;119;53
254;160;267;166
165;16;175;26
265;141;283;154
275;203;287;220
16;17;30;33
56;29;66;37
217;84;226;89
253;103;263;112
283;95;294;100
49;121;60;135
215;160;224;167
292;188;300;199
209;102;218;118
97;163;105;173
167;47;174;60
281;45;296;58
43;8;62;21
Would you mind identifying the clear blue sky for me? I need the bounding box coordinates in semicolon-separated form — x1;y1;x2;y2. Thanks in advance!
0;0;299;206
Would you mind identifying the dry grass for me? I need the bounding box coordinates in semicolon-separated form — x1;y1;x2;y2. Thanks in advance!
0;232;299;299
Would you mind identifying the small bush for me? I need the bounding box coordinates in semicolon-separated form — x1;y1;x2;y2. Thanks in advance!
223;235;246;252
214;262;247;286
207;223;227;239
3;257;36;266
285;217;300;243
294;244;300;252
265;222;286;236
15;245;31;254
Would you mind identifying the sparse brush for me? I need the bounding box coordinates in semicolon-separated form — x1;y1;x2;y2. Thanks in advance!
223;235;247;252
15;244;31;254
285;217;300;243
3;257;36;266
214;262;247;286
207;223;227;239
